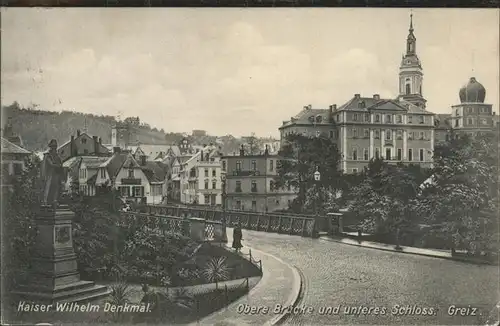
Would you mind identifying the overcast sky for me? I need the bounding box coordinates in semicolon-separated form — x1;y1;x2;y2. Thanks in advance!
1;9;498;137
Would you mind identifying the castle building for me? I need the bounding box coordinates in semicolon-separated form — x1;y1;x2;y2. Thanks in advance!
279;14;436;173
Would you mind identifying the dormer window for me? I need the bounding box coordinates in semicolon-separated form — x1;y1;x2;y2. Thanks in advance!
316;115;322;123
364;113;370;122
358;101;366;109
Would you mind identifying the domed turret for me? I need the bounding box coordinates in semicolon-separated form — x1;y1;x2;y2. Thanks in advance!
459;77;486;103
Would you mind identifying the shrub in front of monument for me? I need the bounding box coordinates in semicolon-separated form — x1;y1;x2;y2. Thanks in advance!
2;154;41;313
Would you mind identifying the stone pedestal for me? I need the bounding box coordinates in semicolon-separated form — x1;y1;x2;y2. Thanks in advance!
13;205;111;304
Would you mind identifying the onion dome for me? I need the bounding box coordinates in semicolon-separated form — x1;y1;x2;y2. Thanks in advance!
459;77;486;103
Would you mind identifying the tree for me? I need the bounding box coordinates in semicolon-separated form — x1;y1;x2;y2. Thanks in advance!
416;132;499;254
243;132;260;155
274;134;343;213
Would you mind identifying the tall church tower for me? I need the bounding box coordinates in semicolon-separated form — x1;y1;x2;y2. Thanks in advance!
398;13;427;109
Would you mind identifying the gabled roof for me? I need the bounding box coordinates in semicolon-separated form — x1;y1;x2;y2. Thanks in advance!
337;96;389;112
57;132;110;154
80;156;111;169
280;107;331;128
1;137;31;154
140;161;168;183
63;156;82;181
100;152;131;179
87;174;98;185
367;100;408;112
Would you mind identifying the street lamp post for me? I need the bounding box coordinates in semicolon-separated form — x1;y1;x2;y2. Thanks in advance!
313;166;321;238
221;173;228;243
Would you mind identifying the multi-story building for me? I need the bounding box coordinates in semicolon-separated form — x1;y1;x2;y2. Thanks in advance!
58;130;110;163
221;147;296;212
449;77;496;137
178;145;223;205
279;14;436;173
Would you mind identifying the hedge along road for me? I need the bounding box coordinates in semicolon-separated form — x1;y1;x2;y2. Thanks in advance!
228;228;498;326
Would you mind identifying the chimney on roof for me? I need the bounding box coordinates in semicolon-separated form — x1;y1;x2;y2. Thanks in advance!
113;147;121;154
354;94;360;99
93;136;99;155
239;144;245;156
70;135;75;157
373;94;380;100
140;155;147;166
77;129;81;137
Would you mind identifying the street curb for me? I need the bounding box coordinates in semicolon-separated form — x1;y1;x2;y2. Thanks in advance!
249;248;302;326
271;266;306;326
319;236;497;266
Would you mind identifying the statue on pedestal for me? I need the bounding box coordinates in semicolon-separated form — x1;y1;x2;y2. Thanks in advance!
41;139;64;208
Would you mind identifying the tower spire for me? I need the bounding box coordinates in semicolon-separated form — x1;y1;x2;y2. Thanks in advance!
409;10;413;33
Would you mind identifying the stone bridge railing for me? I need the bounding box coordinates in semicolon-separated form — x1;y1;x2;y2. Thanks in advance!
143;205;330;238
120;211;225;243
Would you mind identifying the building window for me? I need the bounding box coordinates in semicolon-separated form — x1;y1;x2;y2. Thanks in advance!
419;131;424;140
270;160;274;171
336;115;340;122
455;119;459;127
397;115;402;123
204;180;209;189
212;180;217;189
397;130;403;140
386;115;392;123
419;149;424;161
83;149;89;155
419;116;425;124
386;130;391;140
386;148;392;161
119;186;129;197
397;148;402;161
236;160;241;171
236;181;242;192
375;148;380;159
252;201;257;212
251;160;257;171
408;149;413;161
13;163;23;175
408;131;413;140
251;180;257;192
363;149;369;161
364;129;369;138
353;113;358;121
204;194;210;204
100;168;106;178
375;130;380;139
352;148;358;161
364;113;370;122
236;200;241;210
352;168;358;173
482;119;488;125
128;169;134;178
211;169;216;177
82;138;87;144
406;83;411;95
222;161;226;171
408;115;413;124
353;128;358;138
133;186;143;197
270;180;275;191
468;118;473;125
375;114;380;122
329;130;334;138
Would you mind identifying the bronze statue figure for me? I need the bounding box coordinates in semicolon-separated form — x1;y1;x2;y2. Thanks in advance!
41;139;64;207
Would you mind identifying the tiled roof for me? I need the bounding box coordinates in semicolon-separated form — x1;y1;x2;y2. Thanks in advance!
80;156;111;169
281;107;331;128
132;144;180;159
100;152;130;179
140;161;168;183
57;132;110;154
1;137;31;154
63;157;82;180
337;97;389;112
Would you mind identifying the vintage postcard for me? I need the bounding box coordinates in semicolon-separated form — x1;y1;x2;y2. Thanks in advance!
1;8;499;326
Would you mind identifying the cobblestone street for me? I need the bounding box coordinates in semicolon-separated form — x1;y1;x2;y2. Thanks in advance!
231;228;499;326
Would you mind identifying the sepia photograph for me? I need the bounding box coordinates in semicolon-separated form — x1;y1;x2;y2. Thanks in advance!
1;8;499;326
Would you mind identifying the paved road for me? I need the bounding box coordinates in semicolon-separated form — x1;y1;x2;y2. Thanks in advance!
229;228;499;326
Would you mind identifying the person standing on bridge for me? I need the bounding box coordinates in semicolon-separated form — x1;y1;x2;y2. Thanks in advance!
232;223;243;253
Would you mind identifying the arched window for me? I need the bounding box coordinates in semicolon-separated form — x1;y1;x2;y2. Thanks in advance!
468;118;473;125
406;84;411;95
